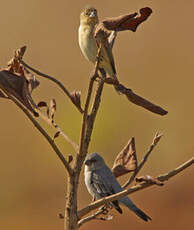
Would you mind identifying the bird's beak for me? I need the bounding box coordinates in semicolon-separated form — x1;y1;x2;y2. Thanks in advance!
84;159;90;166
89;11;96;18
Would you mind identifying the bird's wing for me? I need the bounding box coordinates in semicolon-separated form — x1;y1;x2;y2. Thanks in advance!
91;168;123;213
91;169;115;197
102;39;116;75
94;24;116;75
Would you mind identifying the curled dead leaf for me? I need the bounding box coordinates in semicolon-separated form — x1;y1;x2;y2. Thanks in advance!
37;101;47;108
37;101;50;117
68;154;73;164
104;79;167;115
53;131;60;140
112;138;137;177
7;46;27;73
153;133;163;145
70;91;81;110
0;46;40;116
58;213;64;219
0;69;39;116
94;7;152;44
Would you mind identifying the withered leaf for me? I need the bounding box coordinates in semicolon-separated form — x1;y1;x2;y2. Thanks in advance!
53;131;60;140
136;175;164;186
37;101;48;108
103;79;167;115
94;7;152;43
0;46;40;116
68;154;73;164
153;132;163;145
7;46;27;73
70;91;81;109
0;69;39;116
58;213;64;219
37;101;49;117
112;138;137;178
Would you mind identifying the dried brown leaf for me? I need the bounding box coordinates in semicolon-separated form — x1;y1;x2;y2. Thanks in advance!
0;69;39;116
37;101;49;117
0;47;40;116
95;7;152;36
46;107;50;118
136;175;164;186
37;101;47;108
112;138;137;177
113;82;167;116
153;133;163;145
70;91;81;109
7;46;27;74
53;131;60;140
94;7;152;47
68;155;73;164
58;213;64;219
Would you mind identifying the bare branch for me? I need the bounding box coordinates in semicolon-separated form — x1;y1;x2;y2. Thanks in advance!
33;106;79;152
2;89;73;175
78;43;103;157
78;208;105;228
123;133;162;188
77;156;194;218
19;59;84;113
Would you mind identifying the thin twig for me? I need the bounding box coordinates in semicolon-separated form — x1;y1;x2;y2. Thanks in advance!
2;89;73;175
19;59;84;113
85;79;104;147
33;106;79;152
77;208;104;228
75;78;104;175
77;156;194;218
123;133;162;188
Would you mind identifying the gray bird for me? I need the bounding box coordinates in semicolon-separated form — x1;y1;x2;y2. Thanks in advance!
84;152;151;222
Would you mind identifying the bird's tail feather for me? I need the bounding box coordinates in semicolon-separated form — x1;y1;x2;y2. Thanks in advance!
112;200;123;214
132;206;152;222
120;197;151;222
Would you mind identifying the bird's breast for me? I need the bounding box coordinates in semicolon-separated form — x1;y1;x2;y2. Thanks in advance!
78;25;98;63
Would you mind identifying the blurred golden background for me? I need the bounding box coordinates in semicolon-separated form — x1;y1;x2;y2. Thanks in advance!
0;0;193;229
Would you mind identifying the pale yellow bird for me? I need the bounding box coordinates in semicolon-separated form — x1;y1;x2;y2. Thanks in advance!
78;6;118;81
